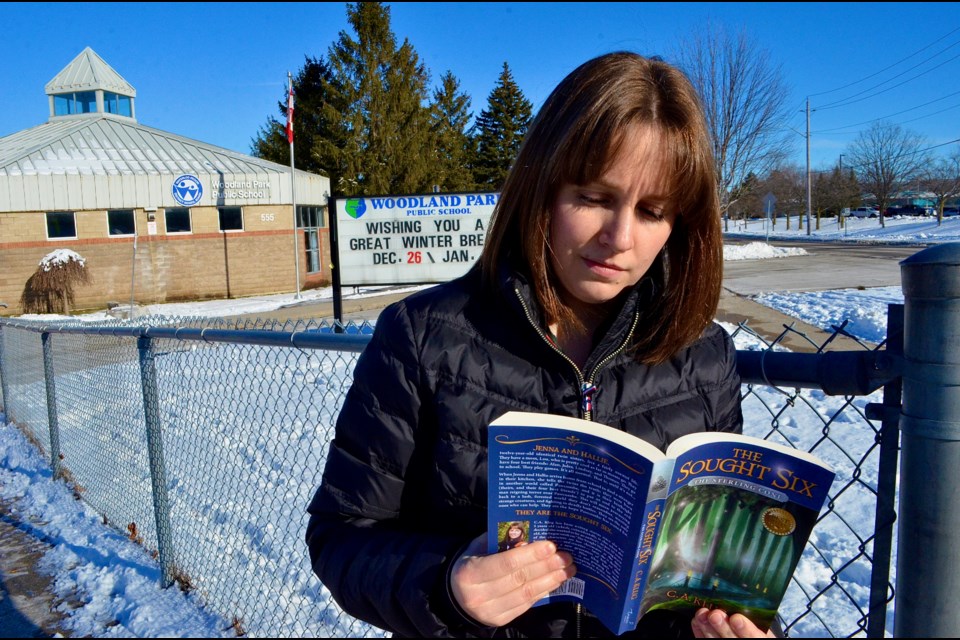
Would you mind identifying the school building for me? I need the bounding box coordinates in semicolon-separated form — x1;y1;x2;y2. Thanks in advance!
0;47;331;316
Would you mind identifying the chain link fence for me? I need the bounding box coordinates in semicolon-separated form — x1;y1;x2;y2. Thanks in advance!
729;314;901;638
0;312;900;638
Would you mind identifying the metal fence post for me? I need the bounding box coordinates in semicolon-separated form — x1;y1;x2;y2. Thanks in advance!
0;326;8;417
894;242;960;638
137;334;176;588
865;303;903;639
41;332;62;479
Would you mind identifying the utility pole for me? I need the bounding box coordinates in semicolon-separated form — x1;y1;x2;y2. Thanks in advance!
806;98;812;236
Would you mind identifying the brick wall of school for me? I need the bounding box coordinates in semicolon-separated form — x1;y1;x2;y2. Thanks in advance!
0;207;331;316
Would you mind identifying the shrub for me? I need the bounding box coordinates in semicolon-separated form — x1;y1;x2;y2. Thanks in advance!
20;249;92;315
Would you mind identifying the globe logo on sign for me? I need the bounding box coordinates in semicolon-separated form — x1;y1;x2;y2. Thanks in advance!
344;198;367;219
172;174;203;206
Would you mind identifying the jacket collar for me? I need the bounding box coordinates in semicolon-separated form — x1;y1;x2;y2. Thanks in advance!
498;259;657;368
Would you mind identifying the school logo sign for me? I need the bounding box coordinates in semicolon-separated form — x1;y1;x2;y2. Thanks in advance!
344;198;367;219
172;174;203;206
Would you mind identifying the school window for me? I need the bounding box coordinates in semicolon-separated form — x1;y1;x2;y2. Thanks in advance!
165;207;191;233
107;209;135;236
103;92;132;117
305;229;320;273
52;91;97;116
218;207;244;232
46;211;77;239
297;205;326;229
297;205;326;274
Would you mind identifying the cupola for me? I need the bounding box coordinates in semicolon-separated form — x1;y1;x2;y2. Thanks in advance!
45;47;137;121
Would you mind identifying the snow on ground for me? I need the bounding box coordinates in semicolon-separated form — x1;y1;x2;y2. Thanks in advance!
1;214;957;636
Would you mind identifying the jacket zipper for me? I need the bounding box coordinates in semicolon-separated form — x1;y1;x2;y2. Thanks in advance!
514;288;640;636
514;289;586;402
514;288;640;420
579;312;639;421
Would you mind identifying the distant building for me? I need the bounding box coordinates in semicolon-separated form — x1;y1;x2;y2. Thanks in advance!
0;47;330;316
894;190;936;208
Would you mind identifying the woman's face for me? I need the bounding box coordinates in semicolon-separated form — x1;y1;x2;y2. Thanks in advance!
508;526;522;539
549;125;676;313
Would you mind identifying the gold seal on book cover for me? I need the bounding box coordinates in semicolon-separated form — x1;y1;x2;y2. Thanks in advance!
762;507;796;536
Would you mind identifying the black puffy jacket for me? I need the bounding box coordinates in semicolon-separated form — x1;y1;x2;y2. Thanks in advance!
306;264;742;638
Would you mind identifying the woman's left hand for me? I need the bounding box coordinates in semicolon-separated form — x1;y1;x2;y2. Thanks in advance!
449;534;576;628
691;608;777;638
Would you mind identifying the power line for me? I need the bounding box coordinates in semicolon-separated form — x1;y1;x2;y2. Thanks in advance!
809;137;960;174
808;26;960;99
783;29;960;141
920;137;960;152
795;27;960;167
813;91;960;134
816;47;960;111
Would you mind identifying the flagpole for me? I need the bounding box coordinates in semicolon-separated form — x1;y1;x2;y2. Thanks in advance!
288;71;302;300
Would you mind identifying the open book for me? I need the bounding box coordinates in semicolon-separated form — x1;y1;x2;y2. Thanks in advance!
486;411;835;635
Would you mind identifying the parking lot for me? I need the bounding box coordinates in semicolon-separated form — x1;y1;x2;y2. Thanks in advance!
722;241;917;295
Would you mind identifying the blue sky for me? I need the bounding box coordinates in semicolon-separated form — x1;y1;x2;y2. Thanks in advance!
2;2;959;171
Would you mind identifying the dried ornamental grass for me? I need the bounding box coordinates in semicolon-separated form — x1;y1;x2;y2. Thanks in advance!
20;249;92;314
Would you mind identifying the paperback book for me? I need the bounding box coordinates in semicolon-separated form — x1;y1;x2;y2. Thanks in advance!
486;411;835;635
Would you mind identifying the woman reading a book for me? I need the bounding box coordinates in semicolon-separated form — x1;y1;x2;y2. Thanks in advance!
306;51;774;638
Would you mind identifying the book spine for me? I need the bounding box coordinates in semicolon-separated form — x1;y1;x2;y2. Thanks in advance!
619;459;674;633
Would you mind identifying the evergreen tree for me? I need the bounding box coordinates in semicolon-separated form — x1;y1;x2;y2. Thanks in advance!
327;1;434;195
472;62;533;191
250;55;344;183
429;71;476;192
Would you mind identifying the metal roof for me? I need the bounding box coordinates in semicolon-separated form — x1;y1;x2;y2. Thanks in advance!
0;46;329;213
0;116;294;177
45;47;136;97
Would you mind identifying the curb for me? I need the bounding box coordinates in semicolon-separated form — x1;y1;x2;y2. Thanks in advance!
715;289;872;353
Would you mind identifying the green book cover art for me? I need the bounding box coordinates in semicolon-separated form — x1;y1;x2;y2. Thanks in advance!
638;459;829;630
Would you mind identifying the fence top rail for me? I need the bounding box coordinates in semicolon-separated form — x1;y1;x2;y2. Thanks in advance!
0;319;371;353
0;318;903;393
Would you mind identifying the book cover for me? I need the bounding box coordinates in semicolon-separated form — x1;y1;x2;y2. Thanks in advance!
486;411;835;635
637;432;835;631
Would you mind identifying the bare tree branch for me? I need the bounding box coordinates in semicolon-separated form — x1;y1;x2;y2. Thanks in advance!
923;146;960;225
675;24;795;215
846;121;929;228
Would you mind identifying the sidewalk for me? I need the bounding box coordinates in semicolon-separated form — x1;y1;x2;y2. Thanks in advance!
715;288;860;352
0;499;68;638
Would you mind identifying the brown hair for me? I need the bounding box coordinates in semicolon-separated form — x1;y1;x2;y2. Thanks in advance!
479;51;722;365
500;522;527;546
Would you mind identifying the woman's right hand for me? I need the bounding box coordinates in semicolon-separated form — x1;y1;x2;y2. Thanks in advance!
449;533;576;627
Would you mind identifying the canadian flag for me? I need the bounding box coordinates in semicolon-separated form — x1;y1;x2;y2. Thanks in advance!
286;85;295;144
